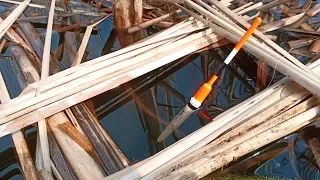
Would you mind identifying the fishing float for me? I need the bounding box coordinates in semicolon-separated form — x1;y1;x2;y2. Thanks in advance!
157;17;262;142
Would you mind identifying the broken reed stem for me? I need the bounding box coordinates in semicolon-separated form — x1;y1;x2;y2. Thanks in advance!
41;0;56;80
0;17;41;67
0;39;6;53
128;9;182;33
237;2;263;15
0;22;208;123
154;105;320;179
208;0;320;82
50;160;63;180
0;30;221;138
258;13;305;33
257;0;294;11
72;15;110;67
186;1;320;95
10;20;204;96
17;11;102;22
56;15;108;33
0;72;39;180
37;0;56;175
15;13;107;178
0;0;31;39
0;0;104;16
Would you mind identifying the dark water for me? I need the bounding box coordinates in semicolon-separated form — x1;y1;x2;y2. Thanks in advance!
0;0;319;179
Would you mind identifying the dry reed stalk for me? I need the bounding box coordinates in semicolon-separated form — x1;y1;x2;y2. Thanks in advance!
0;0;30;39
256;60;268;89
72;15;110;66
199;89;312;153
17;11;99;22
0;72;39;180
307;3;320;17
208;0;320;81
50;161;63;180
0;16;212;176
65;108;85;135
287;37;316;50
101;3;320;177
16;14;108;178
310;27;320;54
185;2;320;97
0;0;103;16
233;2;253;13
237;2;263;15
128;9;182;33
56;15;108;33
0;25;215;123
143;18;173;28
37;0;56;175
310;40;320;54
150;104;320;179
0;17;41;66
114;57;320;179
16;21;205;95
47;113;105;179
257;0;294;11
0;39;6;52
0;31;222;138
258;13;305;33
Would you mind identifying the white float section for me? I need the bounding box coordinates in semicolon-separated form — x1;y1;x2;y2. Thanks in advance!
224;48;238;64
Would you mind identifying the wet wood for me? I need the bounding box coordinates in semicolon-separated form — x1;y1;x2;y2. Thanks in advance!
51;160;64;180
48;128;78;180
48;113;105;179
70;103;129;173
256;60;268;89
113;0;144;47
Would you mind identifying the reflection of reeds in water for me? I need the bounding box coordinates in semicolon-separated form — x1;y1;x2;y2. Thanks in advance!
255;134;320;180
